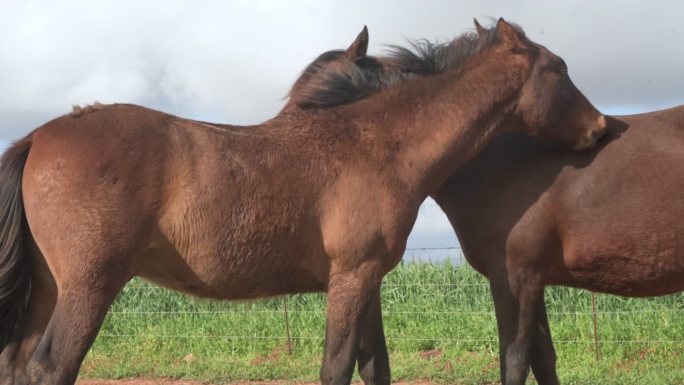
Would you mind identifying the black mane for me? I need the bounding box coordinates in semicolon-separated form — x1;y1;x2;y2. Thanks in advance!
289;22;523;109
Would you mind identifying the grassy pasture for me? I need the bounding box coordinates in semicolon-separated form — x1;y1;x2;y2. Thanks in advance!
82;260;684;384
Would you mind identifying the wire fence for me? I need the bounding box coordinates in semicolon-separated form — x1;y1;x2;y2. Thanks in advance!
97;246;684;361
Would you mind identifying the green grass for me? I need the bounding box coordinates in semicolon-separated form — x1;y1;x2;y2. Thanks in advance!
82;260;684;384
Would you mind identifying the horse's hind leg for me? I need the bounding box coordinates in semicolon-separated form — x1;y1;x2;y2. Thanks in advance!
19;222;139;385
25;256;129;385
0;249;57;385
357;287;390;385
529;296;560;385
23;226;146;385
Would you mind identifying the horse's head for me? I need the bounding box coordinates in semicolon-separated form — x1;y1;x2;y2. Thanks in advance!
288;21;606;151
479;18;606;150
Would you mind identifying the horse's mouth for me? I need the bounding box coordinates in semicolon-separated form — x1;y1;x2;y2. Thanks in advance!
573;116;607;151
573;135;599;151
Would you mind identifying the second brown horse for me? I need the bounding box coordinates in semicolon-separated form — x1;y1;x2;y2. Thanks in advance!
435;107;684;385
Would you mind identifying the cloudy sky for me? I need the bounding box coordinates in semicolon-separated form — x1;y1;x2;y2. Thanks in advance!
1;1;683;260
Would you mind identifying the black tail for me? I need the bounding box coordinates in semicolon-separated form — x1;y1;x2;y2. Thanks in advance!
0;135;32;352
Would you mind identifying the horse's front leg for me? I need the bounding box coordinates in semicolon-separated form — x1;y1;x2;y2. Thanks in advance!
320;261;383;385
529;295;560;385
490;267;544;385
357;286;390;385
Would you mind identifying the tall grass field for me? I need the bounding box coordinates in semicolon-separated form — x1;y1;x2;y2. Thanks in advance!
82;260;684;384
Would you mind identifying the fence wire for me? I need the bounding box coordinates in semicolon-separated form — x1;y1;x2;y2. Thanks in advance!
98;246;684;355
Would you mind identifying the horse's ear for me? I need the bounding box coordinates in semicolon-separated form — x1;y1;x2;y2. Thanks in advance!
473;18;486;35
345;25;369;59
496;17;524;47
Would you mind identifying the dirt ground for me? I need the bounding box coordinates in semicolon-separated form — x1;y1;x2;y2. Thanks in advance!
78;380;437;385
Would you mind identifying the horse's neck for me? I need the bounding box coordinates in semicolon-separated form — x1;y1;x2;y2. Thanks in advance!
380;59;526;200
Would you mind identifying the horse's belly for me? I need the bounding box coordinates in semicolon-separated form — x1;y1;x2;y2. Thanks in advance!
561;244;684;297
556;194;684;296
139;263;326;300
134;237;327;300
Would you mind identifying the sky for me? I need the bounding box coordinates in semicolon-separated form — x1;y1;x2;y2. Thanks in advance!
1;1;683;261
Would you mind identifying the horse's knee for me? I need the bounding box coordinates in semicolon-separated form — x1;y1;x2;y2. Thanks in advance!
26;361;51;385
25;331;58;385
359;364;391;385
26;356;63;385
320;366;351;385
320;365;335;385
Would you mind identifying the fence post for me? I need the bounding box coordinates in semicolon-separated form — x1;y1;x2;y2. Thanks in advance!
591;292;600;362
283;296;293;355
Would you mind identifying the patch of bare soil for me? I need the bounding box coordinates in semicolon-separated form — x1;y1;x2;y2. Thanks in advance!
418;349;443;360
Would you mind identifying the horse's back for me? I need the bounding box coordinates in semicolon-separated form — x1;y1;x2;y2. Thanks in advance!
24;103;175;210
623;103;684;126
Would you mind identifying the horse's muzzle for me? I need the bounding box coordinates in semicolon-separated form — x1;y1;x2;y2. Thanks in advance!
573;115;607;151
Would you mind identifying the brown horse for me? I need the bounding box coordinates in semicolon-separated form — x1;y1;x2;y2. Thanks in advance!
262;23;683;385
318;28;683;385
0;19;604;385
281;22;624;385
433;107;684;385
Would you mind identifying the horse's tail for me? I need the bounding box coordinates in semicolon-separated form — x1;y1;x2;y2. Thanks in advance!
0;134;33;352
